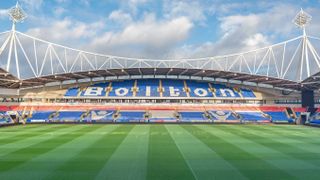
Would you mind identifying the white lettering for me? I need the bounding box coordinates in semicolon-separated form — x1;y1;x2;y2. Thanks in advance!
220;88;236;97
169;86;180;97
83;87;104;96
115;88;129;96
145;86;151;97
194;88;208;97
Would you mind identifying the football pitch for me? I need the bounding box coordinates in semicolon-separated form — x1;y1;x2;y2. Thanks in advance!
0;124;320;180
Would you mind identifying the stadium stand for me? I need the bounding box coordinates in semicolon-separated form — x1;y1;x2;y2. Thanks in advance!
308;109;320;125
179;111;210;122
108;80;134;97
265;112;294;123
27;111;55;123
52;111;85;122
88;110;115;123
136;79;160;97
260;107;297;123
207;110;239;122
67;79;257;98
149;110;178;123
80;82;109;96
65;87;79;97
116;111;145;122
0;111;11;124
212;84;241;98
236;111;270;122
161;79;187;97
241;88;256;98
0;104;305;124
186;80;212;97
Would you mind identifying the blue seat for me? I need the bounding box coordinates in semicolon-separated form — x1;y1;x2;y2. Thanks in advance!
186;81;212;97
179;112;209;122
212;84;241;98
162;79;187;97
241;88;256;98
0;111;11;124
237;112;270;121
27;111;55;123
265;112;294;123
117;111;145;122
136;79;160;97
309;112;320;124
65;87;79;97
108;80;134;97
80;82;109;97
54;111;84;121
310;120;320;125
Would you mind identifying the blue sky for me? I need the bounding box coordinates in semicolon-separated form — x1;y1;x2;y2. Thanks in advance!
0;0;319;59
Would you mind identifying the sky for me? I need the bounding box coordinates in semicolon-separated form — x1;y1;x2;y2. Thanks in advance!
0;0;319;60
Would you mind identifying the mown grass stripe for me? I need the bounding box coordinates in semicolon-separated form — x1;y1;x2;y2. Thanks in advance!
0;125;119;180
0;125;76;157
265;125;320;135
183;125;295;180
203;125;320;180
44;125;135;180
235;125;320;167
0;125;66;146
166;125;247;180
252;125;320;144
0;125;99;172
95;125;150;180
0;125;51;140
147;125;195;180
0;124;43;132
243;125;320;146
229;125;320;156
165;125;198;180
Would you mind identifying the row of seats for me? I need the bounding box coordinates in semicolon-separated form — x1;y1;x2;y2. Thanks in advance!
308;111;320;125
23;110;296;123
65;79;256;98
0;111;12;125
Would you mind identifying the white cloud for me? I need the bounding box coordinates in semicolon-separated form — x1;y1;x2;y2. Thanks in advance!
108;10;133;25
21;0;44;11
243;33;269;47
16;1;320;61
0;9;8;20
118;0;149;15
129;0;148;5
89;14;193;57
169;4;302;59
53;7;66;17
163;0;206;23
26;18;104;44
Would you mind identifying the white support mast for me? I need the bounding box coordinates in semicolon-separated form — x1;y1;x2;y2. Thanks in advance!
293;8;312;81
7;2;27;78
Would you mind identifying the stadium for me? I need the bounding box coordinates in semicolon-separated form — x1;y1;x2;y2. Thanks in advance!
1;2;320;179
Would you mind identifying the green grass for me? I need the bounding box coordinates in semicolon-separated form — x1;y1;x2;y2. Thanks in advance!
0;124;320;180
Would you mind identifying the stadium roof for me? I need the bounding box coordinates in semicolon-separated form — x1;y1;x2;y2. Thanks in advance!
0;67;305;90
0;6;320;91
